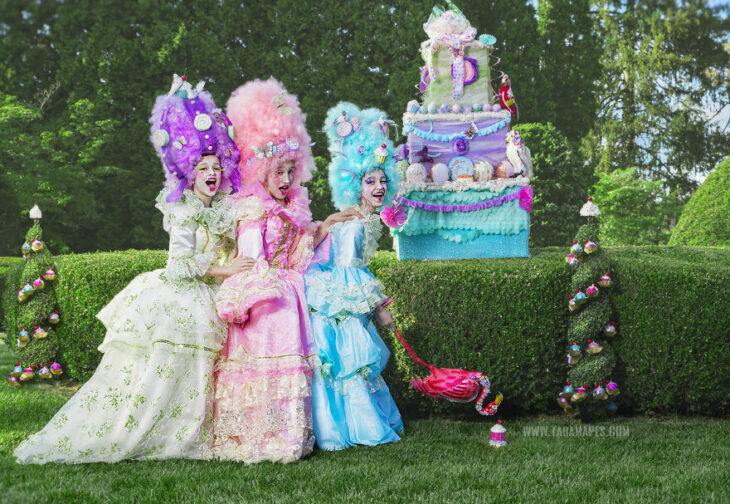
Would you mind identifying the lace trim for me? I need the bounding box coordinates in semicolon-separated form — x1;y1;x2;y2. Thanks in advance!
215;261;285;324
306;271;387;316
352;204;383;265
398;176;529;194
156;189;236;238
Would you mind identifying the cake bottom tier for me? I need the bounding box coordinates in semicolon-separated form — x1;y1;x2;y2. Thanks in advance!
394;230;529;260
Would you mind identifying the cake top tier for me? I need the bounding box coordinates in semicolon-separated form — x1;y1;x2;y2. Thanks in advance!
418;3;498;106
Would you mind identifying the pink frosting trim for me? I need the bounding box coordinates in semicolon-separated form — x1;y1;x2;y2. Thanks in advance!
236;183;312;230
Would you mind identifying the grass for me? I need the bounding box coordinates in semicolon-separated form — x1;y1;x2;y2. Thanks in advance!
1;342;729;504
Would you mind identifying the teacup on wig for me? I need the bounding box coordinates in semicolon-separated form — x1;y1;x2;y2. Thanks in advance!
323;102;400;211
226;77;314;186
149;75;241;202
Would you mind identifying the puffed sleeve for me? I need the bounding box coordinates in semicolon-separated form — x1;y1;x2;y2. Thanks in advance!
164;223;218;282
215;196;283;324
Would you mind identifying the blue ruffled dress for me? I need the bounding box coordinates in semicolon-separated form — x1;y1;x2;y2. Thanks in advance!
304;213;403;450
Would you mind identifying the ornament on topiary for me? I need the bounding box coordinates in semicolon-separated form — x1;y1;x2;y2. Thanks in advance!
556;197;620;422
7;204;63;387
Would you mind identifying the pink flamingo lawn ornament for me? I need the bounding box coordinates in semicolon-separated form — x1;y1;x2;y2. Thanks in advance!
393;328;503;415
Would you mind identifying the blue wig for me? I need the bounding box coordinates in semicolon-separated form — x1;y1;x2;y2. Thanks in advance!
324;102;400;211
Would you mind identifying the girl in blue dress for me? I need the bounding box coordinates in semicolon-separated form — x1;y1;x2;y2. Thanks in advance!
305;103;403;450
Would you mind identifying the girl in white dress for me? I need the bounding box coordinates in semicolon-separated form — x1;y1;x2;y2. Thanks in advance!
15;75;251;464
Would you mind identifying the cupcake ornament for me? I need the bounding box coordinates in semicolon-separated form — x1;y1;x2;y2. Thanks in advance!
593;383;608;400
43;267;56;281
374;144;389;164
571;384;588;403
566;353;581;366
569;342;582;357
33;277;45;291
17;338;28;349
604;321;617;338
557;396;575;412
586;283;599;298
586;340;603;354
38;364;52;380
50;362;63;376
574;289;587;305
11;363;23;378
8;376;21;388
33;326;48;339
20;366;35;381
18;328;29;343
606;379;620;396
489;420;507;447
568;296;578;312
571;241;583;255
31;239;44;252
559;381;575;399
584;240;598;254
598;272;612;288
21;242;31;254
49;310;60;325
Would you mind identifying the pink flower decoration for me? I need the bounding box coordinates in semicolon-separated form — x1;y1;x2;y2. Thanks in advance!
381;203;408;229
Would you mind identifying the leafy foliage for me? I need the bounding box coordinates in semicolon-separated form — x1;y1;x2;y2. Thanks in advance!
669;156;730;247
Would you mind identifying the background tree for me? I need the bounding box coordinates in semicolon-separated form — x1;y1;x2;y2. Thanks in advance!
584;0;730;238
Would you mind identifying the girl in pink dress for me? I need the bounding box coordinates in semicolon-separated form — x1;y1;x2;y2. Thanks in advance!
212;78;355;463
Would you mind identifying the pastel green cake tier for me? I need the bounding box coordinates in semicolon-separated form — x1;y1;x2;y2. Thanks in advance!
421;45;493;107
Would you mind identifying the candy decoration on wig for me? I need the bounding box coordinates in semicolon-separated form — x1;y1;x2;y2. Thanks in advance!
393;328;502;416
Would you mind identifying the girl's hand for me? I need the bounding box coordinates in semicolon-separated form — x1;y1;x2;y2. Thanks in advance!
374;305;395;330
325;207;363;226
229;256;256;275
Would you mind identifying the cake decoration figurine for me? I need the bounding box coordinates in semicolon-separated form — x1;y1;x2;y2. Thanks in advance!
571;384;588;403
505;130;533;178
489;419;507;447
586;283;599;298
569;342;581;357
20;366;35;381
559;381;575;399
33;277;45;291
38;364;52;380
592;383;608;400
18;329;29;343
33;326;48;339
49;361;63;376
606;379;620;396
580;197;601;217
48;310;60;325
31;239;44;252
22;242;31;254
598;272;612;287
584;240;598;254
574;289;587;305
571;241;583;254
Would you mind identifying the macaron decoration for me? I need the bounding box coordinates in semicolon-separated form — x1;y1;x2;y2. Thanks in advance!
571;384;588;403
574;289;587;305
50;362;63;376
593;383;608;400
489;420;507;447
20;366;35;381
559;381;575;399
49;310;60;325
606;379;620;396
34;326;49;339
38;364;52;379
33;277;45;291
571;241;583;254
18;328;30;343
569;342;582;357
11;363;23;377
604;321;617;338
586;340;603;354
8;376;21;388
598;272;612;287
31;239;44;252
43;267;56;281
586;283;599;298
584;240;597;254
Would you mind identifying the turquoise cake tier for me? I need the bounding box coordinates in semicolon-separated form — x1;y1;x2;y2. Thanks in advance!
392;183;531;260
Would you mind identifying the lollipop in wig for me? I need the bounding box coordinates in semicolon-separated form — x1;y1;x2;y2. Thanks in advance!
149;74;241;202
323;102;400;211
226;77;314;186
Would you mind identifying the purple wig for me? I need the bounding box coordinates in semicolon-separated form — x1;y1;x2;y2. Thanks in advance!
149;81;241;202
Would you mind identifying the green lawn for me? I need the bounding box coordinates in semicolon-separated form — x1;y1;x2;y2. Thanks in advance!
1;342;728;504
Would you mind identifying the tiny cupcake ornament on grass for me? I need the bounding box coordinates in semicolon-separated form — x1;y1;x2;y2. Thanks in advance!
50;362;63;376
11;363;23;378
559;382;575;399
489;420;507;448
571;384;588;403
38;364;52;380
20;366;35;382
592;383;608;400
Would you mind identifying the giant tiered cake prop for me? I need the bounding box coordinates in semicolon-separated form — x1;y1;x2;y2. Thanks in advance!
389;4;533;260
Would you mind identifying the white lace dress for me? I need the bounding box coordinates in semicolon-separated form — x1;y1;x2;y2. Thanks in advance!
14;190;235;464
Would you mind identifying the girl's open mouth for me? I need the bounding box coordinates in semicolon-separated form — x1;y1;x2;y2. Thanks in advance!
206;177;217;191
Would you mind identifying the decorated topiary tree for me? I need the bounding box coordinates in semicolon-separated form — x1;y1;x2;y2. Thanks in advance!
556;198;620;422
8;204;63;387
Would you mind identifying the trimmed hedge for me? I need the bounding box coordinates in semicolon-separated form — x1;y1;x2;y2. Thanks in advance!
2;247;729;416
669;156;730;247
0;256;23;325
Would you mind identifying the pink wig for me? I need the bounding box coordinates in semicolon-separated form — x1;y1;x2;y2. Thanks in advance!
226;77;314;186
